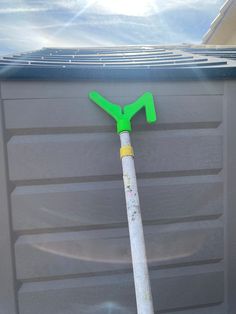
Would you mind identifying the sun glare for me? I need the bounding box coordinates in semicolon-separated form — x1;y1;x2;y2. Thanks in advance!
97;0;156;16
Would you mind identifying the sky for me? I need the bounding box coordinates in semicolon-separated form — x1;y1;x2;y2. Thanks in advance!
0;0;225;55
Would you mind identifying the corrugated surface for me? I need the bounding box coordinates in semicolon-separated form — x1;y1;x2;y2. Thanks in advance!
0;47;227;68
184;47;236;60
1;46;236;80
0;79;228;313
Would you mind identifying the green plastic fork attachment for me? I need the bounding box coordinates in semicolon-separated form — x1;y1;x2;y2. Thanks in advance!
89;91;157;133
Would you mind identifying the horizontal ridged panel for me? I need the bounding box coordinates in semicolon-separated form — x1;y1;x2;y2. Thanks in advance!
167;304;225;314
18;266;224;313
15;220;223;280
1;81;223;99
4;95;222;130
7;130;222;181
12;176;223;231
1;77;226;312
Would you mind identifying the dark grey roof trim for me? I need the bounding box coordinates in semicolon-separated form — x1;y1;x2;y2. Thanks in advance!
1;46;236;80
1;64;236;81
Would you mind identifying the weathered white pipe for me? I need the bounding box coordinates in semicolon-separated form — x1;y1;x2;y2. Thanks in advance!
120;131;154;314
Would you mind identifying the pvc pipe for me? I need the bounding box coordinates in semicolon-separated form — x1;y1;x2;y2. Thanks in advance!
120;131;154;314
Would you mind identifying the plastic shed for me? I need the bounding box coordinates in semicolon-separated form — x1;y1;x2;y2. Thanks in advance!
0;45;236;314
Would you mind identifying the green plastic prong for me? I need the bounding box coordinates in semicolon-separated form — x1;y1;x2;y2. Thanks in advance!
89;91;157;133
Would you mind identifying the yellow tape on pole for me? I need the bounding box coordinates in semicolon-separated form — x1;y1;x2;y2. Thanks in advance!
120;145;134;158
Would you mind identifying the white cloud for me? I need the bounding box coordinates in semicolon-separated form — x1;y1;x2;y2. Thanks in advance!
0;7;49;13
0;0;225;16
0;0;226;54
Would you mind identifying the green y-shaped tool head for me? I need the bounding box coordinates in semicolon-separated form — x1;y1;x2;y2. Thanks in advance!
89;91;157;133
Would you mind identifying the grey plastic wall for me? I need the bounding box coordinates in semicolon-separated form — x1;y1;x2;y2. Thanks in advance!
0;79;235;314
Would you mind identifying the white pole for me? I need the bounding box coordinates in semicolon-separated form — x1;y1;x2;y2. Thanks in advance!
119;131;154;314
